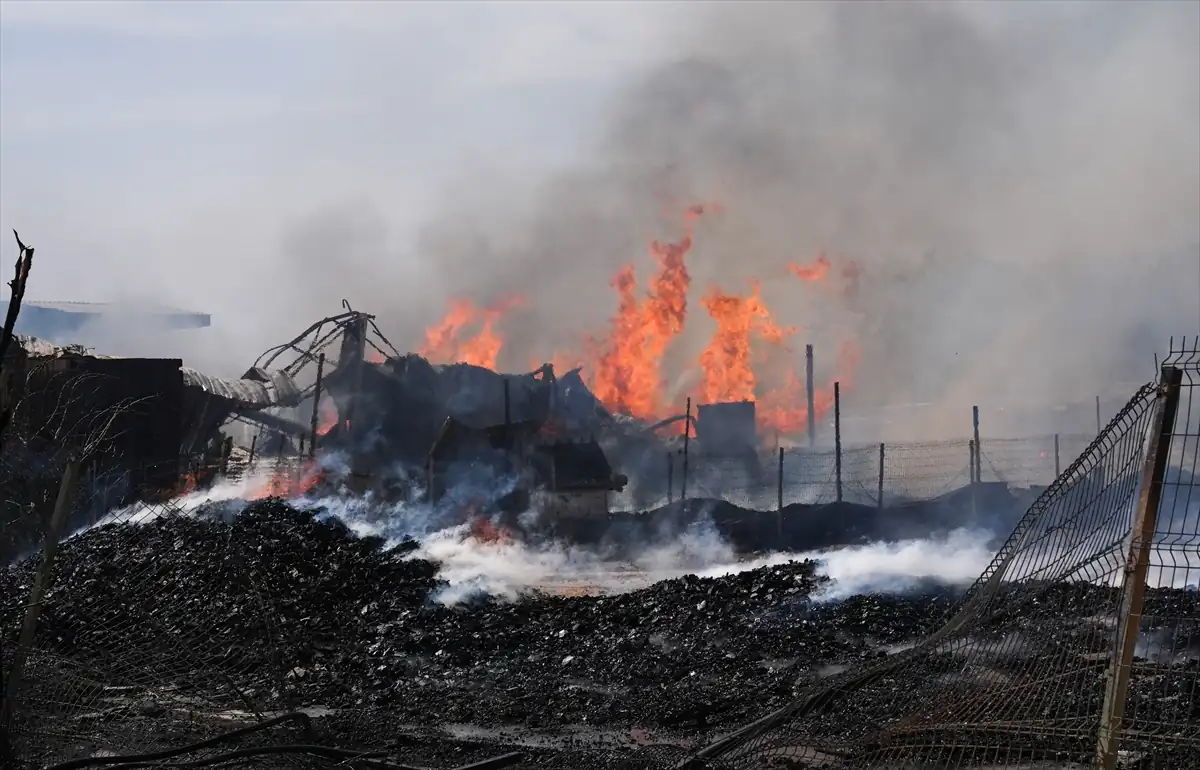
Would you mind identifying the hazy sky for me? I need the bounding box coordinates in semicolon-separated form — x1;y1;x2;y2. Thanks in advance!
0;1;678;303
1;0;1197;428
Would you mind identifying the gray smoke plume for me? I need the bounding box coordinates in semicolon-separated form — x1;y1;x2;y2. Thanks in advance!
6;2;1196;437
406;0;1199;439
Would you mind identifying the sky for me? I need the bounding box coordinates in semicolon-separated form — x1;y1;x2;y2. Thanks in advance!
0;1;679;330
1;0;1198;436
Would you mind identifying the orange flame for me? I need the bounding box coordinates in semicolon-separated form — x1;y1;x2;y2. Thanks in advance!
419;296;524;370
788;253;832;283
586;205;705;420
249;460;325;500
316;398;338;436
698;281;795;404
416;203;865;438
468;515;512;544
758;341;862;433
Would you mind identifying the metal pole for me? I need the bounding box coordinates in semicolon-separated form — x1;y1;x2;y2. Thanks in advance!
2;457;80;732
667;452;674;505
777;447;785;543
969;440;976;485
247;433;258;470
682;397;691;502
805;344;815;448
877;442;885;509
972;405;982;484
777;447;784;511
309;353;325;460
834;382;842;503
1054;433;1061;478
1095;366;1183;770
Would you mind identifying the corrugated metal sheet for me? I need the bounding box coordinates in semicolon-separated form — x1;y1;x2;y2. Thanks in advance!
180;367;302;409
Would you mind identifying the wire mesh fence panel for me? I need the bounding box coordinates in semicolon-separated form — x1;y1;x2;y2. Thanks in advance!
0;465;309;767
688;372;1200;770
1120;343;1200;765
878;440;973;504
979;434;1096;489
780;448;839;506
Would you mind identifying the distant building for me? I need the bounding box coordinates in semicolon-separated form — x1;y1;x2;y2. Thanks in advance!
11;299;211;343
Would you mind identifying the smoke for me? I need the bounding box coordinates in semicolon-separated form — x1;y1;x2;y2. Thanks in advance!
413;1;1200;438
5;1;1197;420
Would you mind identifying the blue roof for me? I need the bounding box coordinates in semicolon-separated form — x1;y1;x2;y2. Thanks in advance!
7;298;211;341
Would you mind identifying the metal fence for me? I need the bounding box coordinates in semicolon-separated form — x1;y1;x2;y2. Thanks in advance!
613;433;1096;513
688;338;1200;769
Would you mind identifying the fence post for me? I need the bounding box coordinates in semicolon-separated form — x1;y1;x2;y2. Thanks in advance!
777;447;784;511
667;452;674;504
682;397;691;503
877;442;885;509
309;352;325;460
969;440;976;485
805;344;815;448
1;457;81;737
247;433;258;469
834;382;842;503
1054;433;1061;478
777;447;785;542
972;405;982;484
1095;366;1182;770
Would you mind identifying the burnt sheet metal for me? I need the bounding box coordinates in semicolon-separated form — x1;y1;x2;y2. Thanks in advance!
180;367;302;409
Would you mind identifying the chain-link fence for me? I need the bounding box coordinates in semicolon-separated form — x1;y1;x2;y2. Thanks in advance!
612;433;1096;513
687;343;1200;769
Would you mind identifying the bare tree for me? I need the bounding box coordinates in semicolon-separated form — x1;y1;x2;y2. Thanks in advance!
0;231;35;455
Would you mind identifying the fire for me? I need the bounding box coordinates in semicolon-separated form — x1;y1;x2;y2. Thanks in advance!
698;281;795;404
316;398;338;436
758;341;862;433
249;459;325;500
586;205;705;419
788;253;832;283
419;296;524;370
417;202;865;436
467;513;512;544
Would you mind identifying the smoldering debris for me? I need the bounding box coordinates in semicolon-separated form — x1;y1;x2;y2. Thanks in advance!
3;499;1197;768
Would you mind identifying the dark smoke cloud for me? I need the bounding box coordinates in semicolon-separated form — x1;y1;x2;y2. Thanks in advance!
398;0;1198;439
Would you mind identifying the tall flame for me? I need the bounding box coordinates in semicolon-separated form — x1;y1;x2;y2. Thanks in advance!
698;281;794;404
586;205;705;419
415;202;865;437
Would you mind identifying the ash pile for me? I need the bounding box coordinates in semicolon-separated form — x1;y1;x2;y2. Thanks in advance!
0;499;956;768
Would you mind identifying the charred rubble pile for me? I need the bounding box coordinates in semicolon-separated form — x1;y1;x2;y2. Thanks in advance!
1;501;952;736
6;500;1196;766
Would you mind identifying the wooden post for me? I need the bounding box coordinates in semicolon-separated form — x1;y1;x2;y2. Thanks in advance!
682;397;691;502
2;458;81;729
1054;433;1061;478
969;440;976;484
309;353;325;459
805;344;815;448
1095;366;1183;770
877;442;885;509
834;382;842;503
972;405;982;484
667;452;674;504
247;433;258;469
